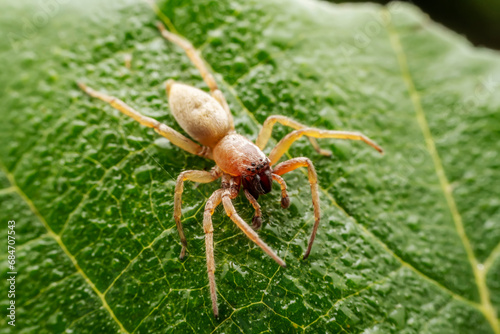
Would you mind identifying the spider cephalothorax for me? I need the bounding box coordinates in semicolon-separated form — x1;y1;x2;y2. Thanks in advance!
213;133;273;199
78;21;383;318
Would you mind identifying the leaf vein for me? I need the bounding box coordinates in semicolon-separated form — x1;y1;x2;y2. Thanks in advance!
23;271;79;307
306;266;402;329
58;143;154;236
484;241;500;274
104;228;172;295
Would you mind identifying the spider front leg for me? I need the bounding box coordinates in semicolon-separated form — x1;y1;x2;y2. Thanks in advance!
77;83;212;159
174;167;222;259
269;128;383;165
256;115;332;156
222;177;286;267
273;158;320;260
244;176;290;230
203;188;224;317
244;190;263;230
271;174;291;209
157;22;233;128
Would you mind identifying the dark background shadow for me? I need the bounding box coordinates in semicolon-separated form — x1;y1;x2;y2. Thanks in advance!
328;0;500;50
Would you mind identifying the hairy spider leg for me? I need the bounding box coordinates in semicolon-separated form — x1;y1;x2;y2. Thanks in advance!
256;115;332;156
244;190;263;230
77;83;212;159
157;22;234;129
273;157;320;260
269;128;384;165
175;167;222;259
203;188;224;317
222;177;286;268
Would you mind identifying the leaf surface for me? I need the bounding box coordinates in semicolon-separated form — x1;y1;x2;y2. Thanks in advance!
1;0;499;333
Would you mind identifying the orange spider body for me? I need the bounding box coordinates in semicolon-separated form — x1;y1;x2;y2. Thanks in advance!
213;133;272;198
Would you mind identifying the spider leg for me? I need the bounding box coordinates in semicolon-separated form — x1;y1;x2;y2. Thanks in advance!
256;115;331;156
271;174;291;209
156;22;234;129
273;158;320;260
222;177;286;267
268;128;383;165
203;188;224;317
244;190;263;230
78;83;212;159
175;167;222;259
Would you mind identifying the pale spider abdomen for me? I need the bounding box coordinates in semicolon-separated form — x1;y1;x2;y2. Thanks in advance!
167;82;232;148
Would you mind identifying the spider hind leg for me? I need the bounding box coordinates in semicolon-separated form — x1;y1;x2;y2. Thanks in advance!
203;188;224;317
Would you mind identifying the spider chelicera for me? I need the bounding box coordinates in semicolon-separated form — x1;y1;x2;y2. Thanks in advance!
78;22;383;317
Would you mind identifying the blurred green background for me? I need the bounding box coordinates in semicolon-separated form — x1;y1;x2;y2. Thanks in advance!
330;0;500;50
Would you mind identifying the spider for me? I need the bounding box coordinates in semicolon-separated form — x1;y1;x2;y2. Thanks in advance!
78;22;383;317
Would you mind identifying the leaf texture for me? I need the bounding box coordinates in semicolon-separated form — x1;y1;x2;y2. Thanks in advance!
0;0;499;333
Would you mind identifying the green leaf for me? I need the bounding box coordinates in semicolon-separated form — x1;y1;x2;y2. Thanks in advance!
1;0;500;333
